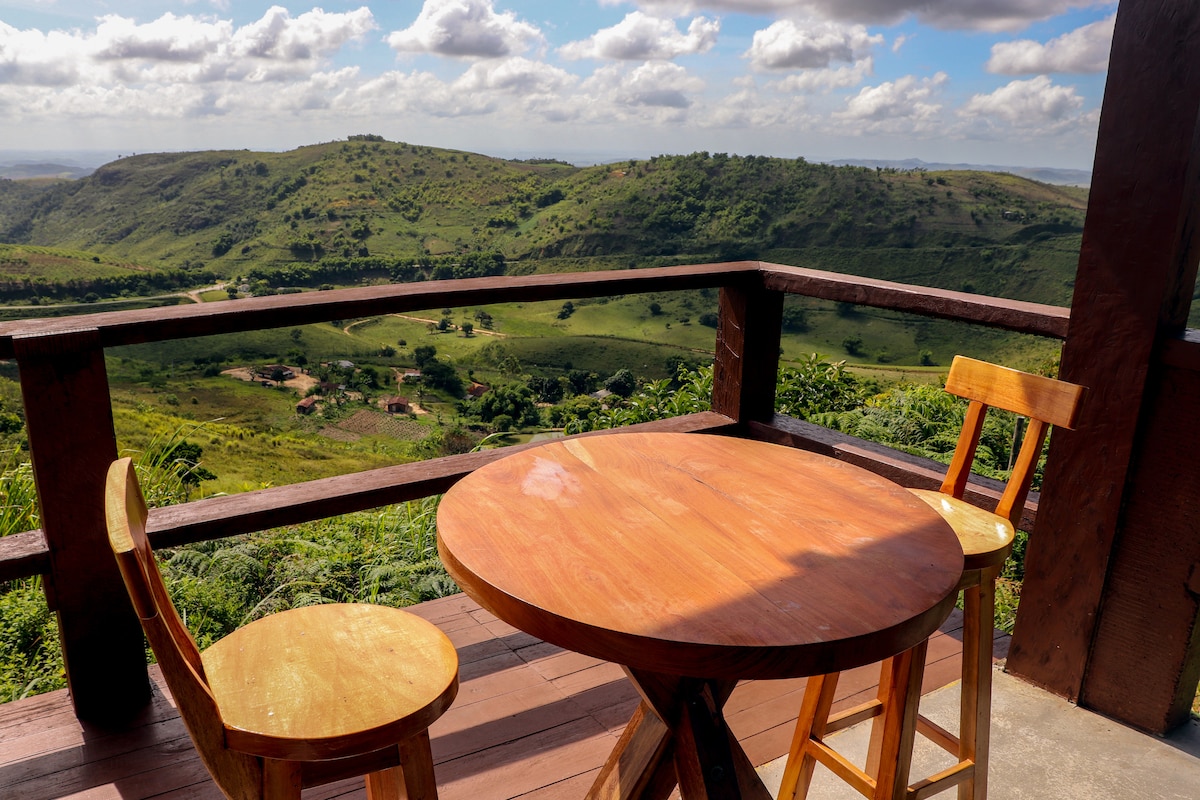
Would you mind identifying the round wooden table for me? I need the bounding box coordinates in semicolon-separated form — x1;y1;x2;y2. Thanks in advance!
437;432;962;800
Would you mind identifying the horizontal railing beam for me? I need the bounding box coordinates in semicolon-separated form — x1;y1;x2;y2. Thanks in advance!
759;263;1071;339
0;529;49;583
0;262;761;357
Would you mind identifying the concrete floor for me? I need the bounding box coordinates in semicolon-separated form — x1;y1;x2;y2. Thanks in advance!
757;668;1200;800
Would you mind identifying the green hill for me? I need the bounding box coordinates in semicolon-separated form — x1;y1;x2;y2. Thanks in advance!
0;136;1088;307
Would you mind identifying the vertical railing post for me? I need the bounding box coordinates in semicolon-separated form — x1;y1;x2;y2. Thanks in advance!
712;277;783;425
15;328;150;723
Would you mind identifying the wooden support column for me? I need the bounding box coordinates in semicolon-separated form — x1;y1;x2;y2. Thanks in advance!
712;278;783;425
1007;0;1200;732
15;328;150;723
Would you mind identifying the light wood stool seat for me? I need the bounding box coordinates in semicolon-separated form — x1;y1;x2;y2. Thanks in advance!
778;356;1085;800
105;457;459;800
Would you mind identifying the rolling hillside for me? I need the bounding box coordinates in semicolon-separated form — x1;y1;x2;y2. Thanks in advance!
0;136;1088;307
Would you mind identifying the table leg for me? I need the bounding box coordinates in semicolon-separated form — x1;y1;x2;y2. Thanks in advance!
586;669;770;800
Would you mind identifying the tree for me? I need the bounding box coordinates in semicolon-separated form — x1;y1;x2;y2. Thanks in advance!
781;306;809;332
604;369;638;398
159;441;217;490
565;369;598;396
648;302;663;316
413;345;437;368
528;375;564;404
557;301;575;320
420;360;464;396
461;321;474;337
468;384;539;429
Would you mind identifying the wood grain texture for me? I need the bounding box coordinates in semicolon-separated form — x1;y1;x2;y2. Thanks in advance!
1008;0;1200;716
0;594;997;800
438;432;962;681
18;329;149;723
207;604;459;761
711;284;782;424
106;458;460;799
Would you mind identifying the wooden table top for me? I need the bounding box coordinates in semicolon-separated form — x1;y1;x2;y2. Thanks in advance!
437;433;962;681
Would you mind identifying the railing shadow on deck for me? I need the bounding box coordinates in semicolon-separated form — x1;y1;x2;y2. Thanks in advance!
0;260;1072;726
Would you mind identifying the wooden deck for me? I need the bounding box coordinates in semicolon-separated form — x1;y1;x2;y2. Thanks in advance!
0;594;1004;800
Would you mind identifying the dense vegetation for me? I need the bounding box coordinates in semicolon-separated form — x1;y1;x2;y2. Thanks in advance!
0;138;1087;309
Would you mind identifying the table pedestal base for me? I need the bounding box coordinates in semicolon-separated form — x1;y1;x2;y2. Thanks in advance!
587;669;772;800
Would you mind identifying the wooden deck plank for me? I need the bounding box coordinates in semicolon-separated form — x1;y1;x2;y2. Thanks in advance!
0;594;995;800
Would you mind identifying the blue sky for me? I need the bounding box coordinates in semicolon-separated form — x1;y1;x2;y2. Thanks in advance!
0;1;1116;169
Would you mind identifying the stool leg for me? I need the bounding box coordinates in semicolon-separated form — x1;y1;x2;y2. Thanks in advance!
959;570;998;800
868;642;927;800
262;759;302;800
777;672;841;800
375;730;439;800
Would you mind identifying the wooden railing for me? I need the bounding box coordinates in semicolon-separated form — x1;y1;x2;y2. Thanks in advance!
0;261;1071;724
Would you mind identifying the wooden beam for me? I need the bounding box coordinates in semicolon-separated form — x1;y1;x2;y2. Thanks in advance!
1008;0;1200;731
758;264;1070;340
0;263;760;357
15;328;150;723
712;283;783;424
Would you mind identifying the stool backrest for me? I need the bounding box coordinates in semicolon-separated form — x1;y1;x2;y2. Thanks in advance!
105;457;263;800
939;356;1086;525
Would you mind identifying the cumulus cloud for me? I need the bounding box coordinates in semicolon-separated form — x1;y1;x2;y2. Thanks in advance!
0;7;376;87
986;14;1114;74
835;72;947;133
959;74;1084;127
0;22;86;86
745;19;881;71
769;58;874;93
345;57;582;122
386;0;544;59
91;13;231;63
588;61;706;110
560;12;718;61
602;0;1107;32
703;78;803;128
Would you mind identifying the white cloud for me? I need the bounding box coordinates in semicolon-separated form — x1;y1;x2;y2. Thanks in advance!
0;8;376;88
230;6;375;62
769;58;873;92
589;61;706;110
745;19;881;71
603;0;1108;33
91;13;230;63
386;0;544;59
986;14;1114;74
345;58;580;122
560;12;719;61
0;22;86;86
835;72;946;133
704;80;802;128
959;74;1085;128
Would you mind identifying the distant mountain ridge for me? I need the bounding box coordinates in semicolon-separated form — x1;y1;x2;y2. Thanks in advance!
0;162;95;180
0;139;1089;308
828;158;1091;187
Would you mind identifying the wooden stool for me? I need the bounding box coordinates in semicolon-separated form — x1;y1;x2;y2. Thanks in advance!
105;457;459;800
778;357;1085;800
